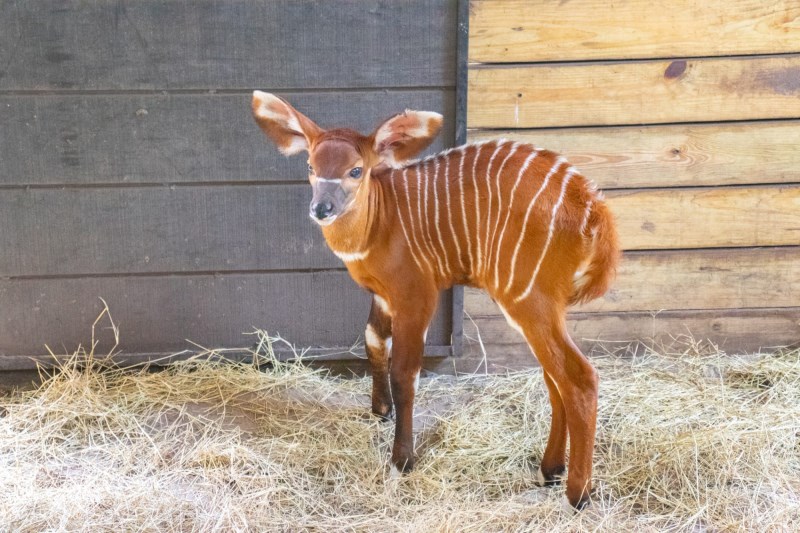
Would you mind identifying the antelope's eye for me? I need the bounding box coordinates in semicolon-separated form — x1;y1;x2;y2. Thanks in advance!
349;167;363;179
307;164;314;174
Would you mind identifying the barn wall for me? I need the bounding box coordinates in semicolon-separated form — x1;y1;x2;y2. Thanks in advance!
0;1;458;369
465;0;800;369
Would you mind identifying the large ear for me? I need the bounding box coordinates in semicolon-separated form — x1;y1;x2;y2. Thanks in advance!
371;110;443;166
252;91;323;155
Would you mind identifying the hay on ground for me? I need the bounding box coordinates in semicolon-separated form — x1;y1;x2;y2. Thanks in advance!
0;327;799;532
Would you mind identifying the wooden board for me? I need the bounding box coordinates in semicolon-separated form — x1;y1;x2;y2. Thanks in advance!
468;308;800;351
469;0;800;63
0;91;454;187
606;185;800;250
465;247;800;314
461;308;800;372
0;272;453;361
468;56;800;128
0;0;455;90
0;185;340;276
468;121;800;189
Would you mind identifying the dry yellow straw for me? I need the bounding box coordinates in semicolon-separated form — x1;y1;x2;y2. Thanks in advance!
0;314;798;531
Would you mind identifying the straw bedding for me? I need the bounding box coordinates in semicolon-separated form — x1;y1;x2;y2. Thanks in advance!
1;331;798;532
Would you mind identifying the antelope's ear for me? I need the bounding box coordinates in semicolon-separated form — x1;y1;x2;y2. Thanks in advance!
371;110;443;166
252;91;323;155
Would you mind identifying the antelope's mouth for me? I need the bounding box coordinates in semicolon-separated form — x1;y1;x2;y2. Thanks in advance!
310;213;338;227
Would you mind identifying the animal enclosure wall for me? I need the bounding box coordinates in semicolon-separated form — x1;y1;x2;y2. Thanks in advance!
0;1;459;369
466;0;800;367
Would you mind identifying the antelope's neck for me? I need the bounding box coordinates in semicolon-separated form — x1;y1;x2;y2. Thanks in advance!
320;177;386;260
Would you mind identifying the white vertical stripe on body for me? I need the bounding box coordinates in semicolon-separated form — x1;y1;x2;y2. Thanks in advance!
431;157;451;276
514;168;576;303
394;169;431;272
478;142;504;280
444;150;465;274
457;148;473;277
484;143;519;277
417;161;443;278
505;157;566;294
492;150;538;289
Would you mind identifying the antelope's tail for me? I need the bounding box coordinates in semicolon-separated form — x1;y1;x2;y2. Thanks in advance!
570;199;621;306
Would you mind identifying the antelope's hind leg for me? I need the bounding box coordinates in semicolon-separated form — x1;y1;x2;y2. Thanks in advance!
501;296;599;510
365;295;393;419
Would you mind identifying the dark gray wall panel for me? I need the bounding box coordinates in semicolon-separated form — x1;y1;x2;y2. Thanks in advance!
0;185;337;276
0;1;456;91
0;273;451;359
0;90;455;186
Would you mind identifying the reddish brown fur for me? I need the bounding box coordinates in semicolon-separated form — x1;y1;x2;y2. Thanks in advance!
252;93;620;510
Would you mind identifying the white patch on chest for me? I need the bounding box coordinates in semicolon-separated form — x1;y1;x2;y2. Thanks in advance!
331;249;369;262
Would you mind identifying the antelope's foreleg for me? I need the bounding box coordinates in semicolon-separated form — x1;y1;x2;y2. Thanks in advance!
365;295;393;419
388;310;431;472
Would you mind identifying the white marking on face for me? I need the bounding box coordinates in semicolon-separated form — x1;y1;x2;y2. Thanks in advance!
311;213;338;226
315;177;342;184
515;168;575;303
493;150;538;289
374;295;391;316
365;323;384;349
332;249;369;262
498;304;524;335
505;157;566;294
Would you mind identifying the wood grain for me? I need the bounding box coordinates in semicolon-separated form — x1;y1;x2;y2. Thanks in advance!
465;247;800;314
0;91;454;186
0;185;337;276
468;121;800;189
468;56;800;128
606;185;800;250
461;308;800;371
467;308;800;351
469;0;800;63
0;272;452;359
0;0;455;90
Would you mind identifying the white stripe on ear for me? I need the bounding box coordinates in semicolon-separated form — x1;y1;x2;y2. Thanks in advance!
252;91;303;133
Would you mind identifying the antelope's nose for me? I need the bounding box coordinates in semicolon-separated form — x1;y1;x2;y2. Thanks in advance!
312;201;334;220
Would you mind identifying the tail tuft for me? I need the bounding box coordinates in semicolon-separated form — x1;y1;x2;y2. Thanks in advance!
569;200;620;306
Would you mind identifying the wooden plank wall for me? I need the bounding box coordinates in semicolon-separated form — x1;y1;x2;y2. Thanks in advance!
0;1;458;370
466;0;800;369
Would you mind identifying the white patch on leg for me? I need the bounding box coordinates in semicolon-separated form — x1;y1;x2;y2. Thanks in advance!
413;370;420;395
365;324;384;349
386;336;393;356
374;295;392;316
422;328;429;343
536;465;547;487
562;496;576;514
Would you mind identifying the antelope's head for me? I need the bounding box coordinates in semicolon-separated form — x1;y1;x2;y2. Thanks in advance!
251;91;443;226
